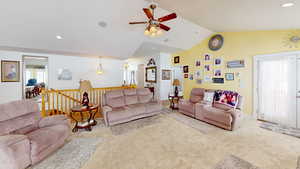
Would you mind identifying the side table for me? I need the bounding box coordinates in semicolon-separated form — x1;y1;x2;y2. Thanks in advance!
168;95;183;110
70;104;99;132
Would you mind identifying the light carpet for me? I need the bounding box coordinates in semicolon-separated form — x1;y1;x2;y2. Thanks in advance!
215;155;260;169
78;113;300;169
259;121;300;138
31;138;101;169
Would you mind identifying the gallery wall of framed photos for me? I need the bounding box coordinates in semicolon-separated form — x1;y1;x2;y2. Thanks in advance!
171;30;300;115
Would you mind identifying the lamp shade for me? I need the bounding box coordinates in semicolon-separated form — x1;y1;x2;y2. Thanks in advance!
173;79;180;86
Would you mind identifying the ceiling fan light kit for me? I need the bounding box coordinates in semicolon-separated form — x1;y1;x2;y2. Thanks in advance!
129;4;177;37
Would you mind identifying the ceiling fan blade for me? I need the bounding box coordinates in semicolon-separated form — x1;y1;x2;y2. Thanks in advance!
159;24;171;31
158;13;177;22
129;21;148;24
143;8;154;20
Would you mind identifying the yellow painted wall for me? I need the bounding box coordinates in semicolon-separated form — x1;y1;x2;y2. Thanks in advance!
172;30;300;115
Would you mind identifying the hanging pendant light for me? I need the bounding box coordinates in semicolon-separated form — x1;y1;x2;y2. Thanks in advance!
96;56;104;74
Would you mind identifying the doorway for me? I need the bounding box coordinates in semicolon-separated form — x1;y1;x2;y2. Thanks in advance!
254;52;300;128
22;56;48;101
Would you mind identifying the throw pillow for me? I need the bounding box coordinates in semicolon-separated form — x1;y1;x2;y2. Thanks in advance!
214;90;239;108
203;92;215;103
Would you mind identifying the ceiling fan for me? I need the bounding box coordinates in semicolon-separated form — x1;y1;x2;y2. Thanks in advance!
129;4;177;37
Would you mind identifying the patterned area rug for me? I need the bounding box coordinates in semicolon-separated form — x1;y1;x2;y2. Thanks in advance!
215;155;260;169
31;138;101;169
259;121;300;138
110;115;161;135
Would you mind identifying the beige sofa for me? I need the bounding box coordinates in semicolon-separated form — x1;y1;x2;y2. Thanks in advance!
102;88;162;126
179;88;243;131
0;100;70;169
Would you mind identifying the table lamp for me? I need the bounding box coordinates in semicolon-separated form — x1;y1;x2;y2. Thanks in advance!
172;79;180;97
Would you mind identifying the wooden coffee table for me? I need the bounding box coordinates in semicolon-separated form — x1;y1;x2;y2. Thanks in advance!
70;104;99;132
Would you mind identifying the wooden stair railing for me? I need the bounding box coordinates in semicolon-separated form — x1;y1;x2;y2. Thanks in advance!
41;85;135;117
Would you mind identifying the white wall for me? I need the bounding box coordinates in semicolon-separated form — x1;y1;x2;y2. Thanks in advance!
159;53;172;100
0;50;124;104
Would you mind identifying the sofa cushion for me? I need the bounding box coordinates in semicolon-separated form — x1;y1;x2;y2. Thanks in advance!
105;90;125;108
145;101;162;113
179;101;195;114
27;124;69;156
124;89;138;105
0;111;40;136
203;107;232;125
137;88;152;103
126;104;146;115
190;95;202;103
0;100;39;122
107;107;134;123
213;102;232;111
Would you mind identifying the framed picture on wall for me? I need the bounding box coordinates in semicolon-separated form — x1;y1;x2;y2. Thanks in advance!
162;69;171;80
183;66;189;73
184;74;188;78
225;73;234;81
146;66;157;83
174;56;180;64
1;60;20;82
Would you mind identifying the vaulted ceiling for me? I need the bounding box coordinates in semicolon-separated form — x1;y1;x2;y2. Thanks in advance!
0;0;212;59
154;0;300;32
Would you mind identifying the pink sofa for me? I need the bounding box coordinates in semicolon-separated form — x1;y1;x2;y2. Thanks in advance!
0;100;70;169
102;88;162;126
179;88;243;131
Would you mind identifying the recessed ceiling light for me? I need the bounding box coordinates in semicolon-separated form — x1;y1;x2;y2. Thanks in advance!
281;2;294;7
56;35;63;40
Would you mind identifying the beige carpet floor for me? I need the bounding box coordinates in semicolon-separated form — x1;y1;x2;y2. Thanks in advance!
78;113;300;169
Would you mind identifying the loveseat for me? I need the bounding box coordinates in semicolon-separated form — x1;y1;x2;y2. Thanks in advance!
102;88;162;126
0;100;70;169
179;88;243;131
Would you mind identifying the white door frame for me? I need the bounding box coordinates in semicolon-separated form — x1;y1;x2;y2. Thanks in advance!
253;51;300;121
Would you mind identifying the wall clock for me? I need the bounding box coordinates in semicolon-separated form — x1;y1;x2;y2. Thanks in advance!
208;34;224;51
282;31;300;48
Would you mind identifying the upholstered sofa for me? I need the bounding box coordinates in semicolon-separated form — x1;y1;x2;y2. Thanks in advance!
179;88;243;131
102;88;162;126
0;100;70;169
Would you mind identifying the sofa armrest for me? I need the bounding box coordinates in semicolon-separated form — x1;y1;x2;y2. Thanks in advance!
226;109;243;130
38;115;70;128
102;105;113;126
0;135;31;169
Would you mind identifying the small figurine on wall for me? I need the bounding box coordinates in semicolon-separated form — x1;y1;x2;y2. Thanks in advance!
82;92;90;107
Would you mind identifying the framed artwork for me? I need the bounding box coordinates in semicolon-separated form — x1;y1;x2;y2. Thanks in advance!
204;75;212;83
58;68;72;80
184;74;188;78
162;69;171;80
212;78;225;84
195;60;201;67
183;66;189;73
204;54;211;61
174;56;180;64
204;65;210;72
214;58;222;66
208;34;224;51
189;74;194;80
196;79;202;84
1;60;20;82
195;70;201;79
147;58;156;66
214;69;222;76
225;73;234;81
146;66;157;83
